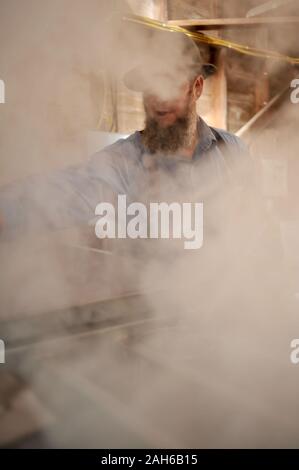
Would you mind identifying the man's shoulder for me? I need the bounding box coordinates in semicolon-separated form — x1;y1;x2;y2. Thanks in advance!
90;131;141;165
210;126;246;151
86;132;142;192
98;131;140;155
209;126;252;183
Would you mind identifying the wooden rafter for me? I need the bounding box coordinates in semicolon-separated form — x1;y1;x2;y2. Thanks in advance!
167;16;299;30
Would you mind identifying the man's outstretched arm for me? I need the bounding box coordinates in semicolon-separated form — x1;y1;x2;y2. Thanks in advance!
0;146;127;241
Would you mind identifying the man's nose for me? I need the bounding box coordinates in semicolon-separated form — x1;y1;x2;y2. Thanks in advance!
147;83;181;104
154;96;172;107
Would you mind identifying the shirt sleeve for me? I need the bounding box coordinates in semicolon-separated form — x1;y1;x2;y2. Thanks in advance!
0;146;127;240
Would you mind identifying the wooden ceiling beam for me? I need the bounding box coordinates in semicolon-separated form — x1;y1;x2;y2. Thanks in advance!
167;16;299;30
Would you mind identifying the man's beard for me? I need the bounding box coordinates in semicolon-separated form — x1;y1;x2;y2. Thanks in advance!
142;105;197;155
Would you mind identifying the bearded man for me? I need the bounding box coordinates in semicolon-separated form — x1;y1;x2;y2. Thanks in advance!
0;29;248;239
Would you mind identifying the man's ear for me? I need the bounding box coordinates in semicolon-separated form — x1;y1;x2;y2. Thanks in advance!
193;75;204;100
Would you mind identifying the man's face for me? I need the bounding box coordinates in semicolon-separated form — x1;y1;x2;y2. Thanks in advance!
143;80;195;128
142;76;203;154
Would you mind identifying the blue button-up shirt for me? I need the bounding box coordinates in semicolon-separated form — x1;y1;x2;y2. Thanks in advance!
0;117;249;238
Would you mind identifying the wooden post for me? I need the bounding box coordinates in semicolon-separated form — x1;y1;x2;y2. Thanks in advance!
211;48;228;130
153;0;168;21
255;66;269;113
254;28;269;113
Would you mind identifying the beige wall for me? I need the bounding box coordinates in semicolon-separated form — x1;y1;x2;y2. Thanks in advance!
0;0;174;183
0;1;112;182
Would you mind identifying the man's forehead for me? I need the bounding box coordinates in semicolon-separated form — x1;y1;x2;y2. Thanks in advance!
123;29;215;92
140;63;195;100
143;74;191;98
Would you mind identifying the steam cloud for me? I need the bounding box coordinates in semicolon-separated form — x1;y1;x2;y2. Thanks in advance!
0;0;299;449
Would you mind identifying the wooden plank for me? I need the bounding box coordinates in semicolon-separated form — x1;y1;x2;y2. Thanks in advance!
167;16;299;30
246;0;296;18
236;86;289;142
211;49;227;129
255;69;269;113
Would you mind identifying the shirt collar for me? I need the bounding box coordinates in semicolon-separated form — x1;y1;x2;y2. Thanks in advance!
194;116;217;158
